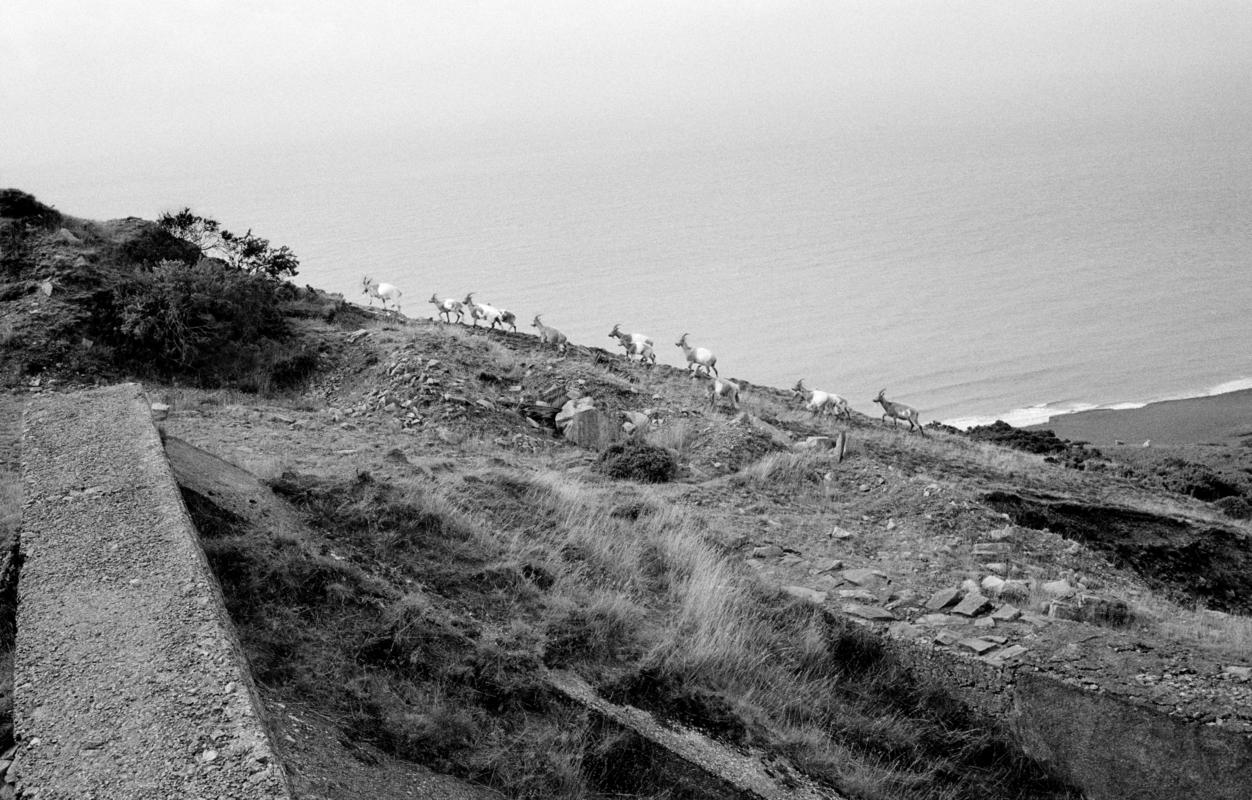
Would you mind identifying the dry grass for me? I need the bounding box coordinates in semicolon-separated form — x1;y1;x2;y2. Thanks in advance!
1132;597;1252;660
644;418;700;459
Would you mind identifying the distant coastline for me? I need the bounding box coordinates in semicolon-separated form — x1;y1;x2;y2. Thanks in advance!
1021;386;1252;447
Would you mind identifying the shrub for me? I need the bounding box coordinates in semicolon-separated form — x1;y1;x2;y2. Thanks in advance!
0;189;60;226
107;258;289;386
1153;458;1243;501
1214;495;1252;520
596;439;679;483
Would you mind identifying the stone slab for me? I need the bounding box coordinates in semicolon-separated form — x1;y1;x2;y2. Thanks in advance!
15;384;293;799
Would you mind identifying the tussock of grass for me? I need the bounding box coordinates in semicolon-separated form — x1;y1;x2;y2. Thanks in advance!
733;450;831;486
644;418;700;459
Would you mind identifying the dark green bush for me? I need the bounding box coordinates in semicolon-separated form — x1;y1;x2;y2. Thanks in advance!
596;439;679;483
107;258;291;386
1153;458;1244;501
1214;495;1252;520
0;189;60;226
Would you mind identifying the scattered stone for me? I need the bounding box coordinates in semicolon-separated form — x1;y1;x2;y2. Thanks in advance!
1042;579;1076;598
991;604;1022;622
958;638;998;655
1222;666;1252;681
843;604;895;621
887;621;920;640
346;328;370;343
837;589;879;603
983;562;1008;575
811;557;843;573
986;526;1016;542
960;578;980;594
993;644;1029;661
951;592;992;617
783;585;828;604
885;518;897;530
1048;600;1076;618
752;545;784;559
150;402;170;421
980;575;1006;594
997;580;1031;603
1020;613;1051;627
973;616;995;629
917;613;963;626
925;587;962;611
933;630;961;646
829;526;855;540
841;567;887;587
812;575;842;592
622;411;651;436
973;541;1012;557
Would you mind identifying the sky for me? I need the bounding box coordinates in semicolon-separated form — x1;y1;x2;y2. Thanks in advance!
5;1;1251;170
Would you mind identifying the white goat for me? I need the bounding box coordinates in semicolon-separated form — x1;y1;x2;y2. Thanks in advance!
362;276;402;313
463;292;506;330
793;380;851;420
499;309;518;332
428;293;464;323
675;333;718;378
873;388;924;435
531;315;568;353
707;378;741;411
608;323;656;366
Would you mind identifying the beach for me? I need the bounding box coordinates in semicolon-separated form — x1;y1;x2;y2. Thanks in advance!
1030;388;1252;447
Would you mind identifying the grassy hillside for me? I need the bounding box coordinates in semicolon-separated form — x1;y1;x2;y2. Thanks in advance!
3;192;1251;799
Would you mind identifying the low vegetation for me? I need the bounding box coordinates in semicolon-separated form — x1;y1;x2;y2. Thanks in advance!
180;460;1078;800
0;189;339;391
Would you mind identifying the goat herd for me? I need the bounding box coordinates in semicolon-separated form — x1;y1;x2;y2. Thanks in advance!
361;276;925;434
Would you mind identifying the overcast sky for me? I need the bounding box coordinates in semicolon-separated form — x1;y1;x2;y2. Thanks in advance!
4;1;1250;167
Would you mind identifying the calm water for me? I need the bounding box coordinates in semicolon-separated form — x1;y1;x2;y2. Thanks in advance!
10;116;1252;427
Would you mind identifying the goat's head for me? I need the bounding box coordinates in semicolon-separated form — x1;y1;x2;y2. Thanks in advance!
873;388;887;403
429;293;439;303
792;379;807;399
609;323;622;338
532;315;543;327
463;292;476;304
675;332;689;348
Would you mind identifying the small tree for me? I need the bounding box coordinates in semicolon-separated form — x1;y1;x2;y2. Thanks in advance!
158;208;299;279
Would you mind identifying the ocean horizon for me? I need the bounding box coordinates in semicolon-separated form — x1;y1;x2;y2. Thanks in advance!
10;112;1251;429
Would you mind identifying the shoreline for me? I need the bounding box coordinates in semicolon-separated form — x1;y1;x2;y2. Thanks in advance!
1023;387;1252;447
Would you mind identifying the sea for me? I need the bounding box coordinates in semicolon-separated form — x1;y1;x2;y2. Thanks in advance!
8;112;1251;429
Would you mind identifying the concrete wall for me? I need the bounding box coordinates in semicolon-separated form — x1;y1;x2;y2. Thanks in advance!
15;384;292;799
877;623;1252;800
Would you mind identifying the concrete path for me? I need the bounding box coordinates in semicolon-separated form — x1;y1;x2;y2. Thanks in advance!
15;384;292;799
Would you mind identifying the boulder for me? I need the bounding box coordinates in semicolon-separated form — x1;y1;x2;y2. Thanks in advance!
622;411;651;436
564;409;622;450
555;396;595;431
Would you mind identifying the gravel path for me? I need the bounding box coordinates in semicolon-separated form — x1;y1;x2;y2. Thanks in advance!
14;384;291;799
